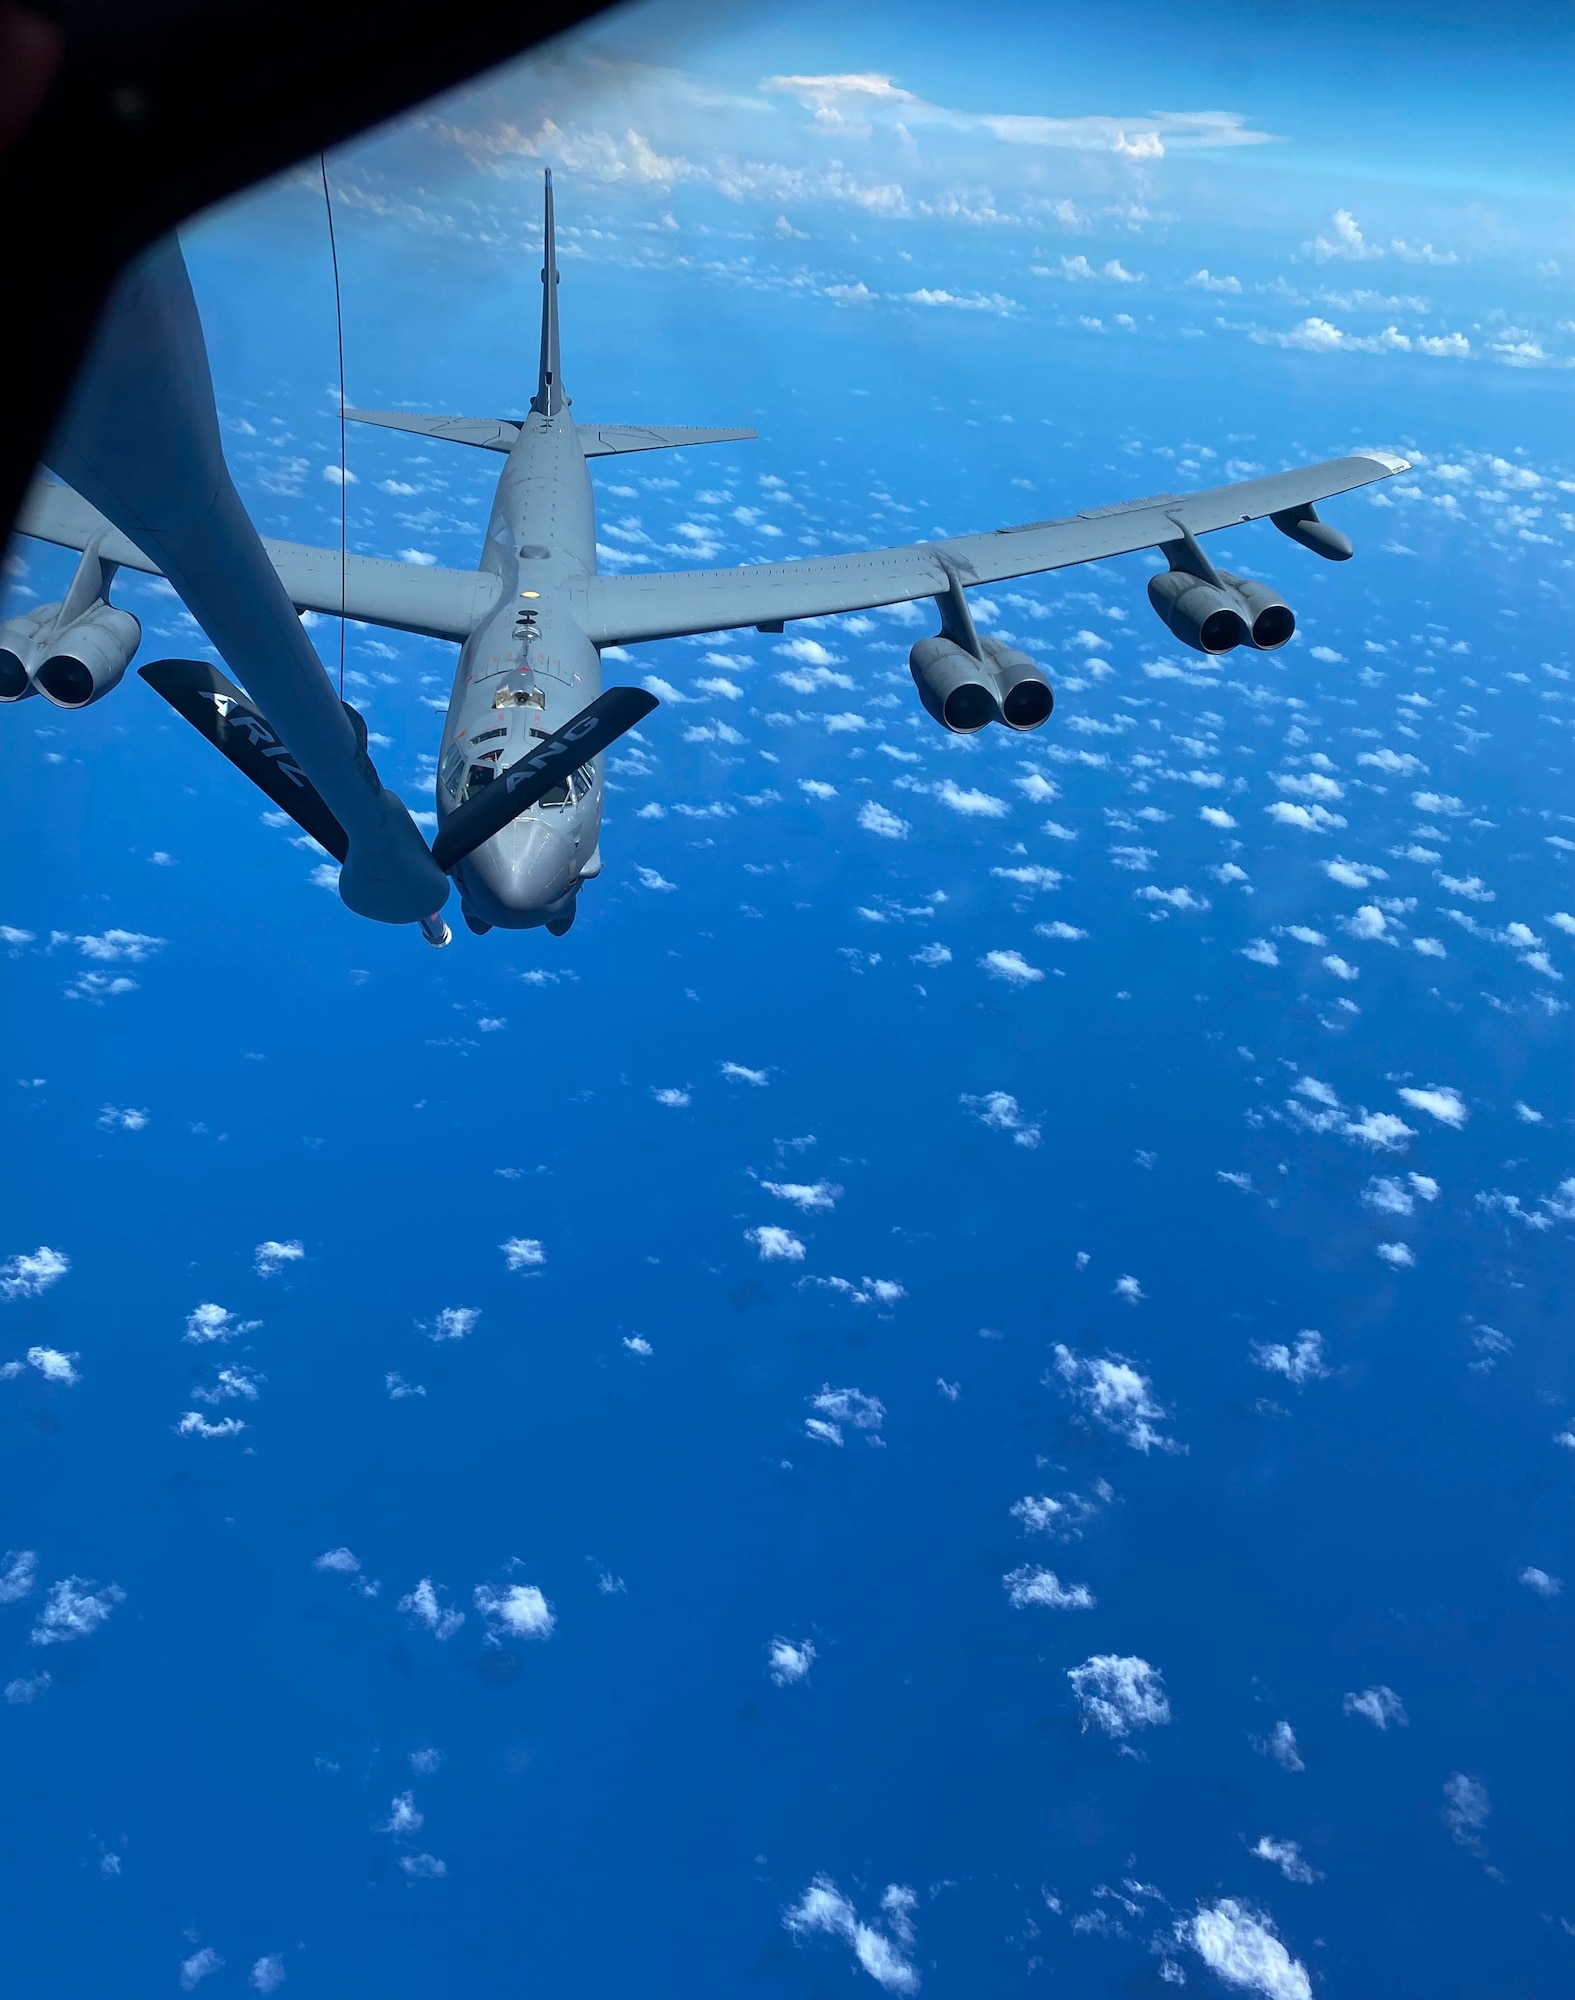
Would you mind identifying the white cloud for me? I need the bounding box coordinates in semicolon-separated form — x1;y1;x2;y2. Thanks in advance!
635;865;677;891
1343;1684;1407;1729
1068;1653;1170;1736
784;1875;920;1994
0;1246;69;1301
1413;790;1464;817
313;1548;361;1574
980;948;1044;984
1251;1837;1322;1884
31;1576;125;1646
1265;801;1346;833
651;1086;691;1107
1519;1565;1562;1597
992;865;1063;890
183;1302;260;1344
97;1104;148;1131
748;1225;805;1262
1188;268;1242;293
1113;1274;1144;1303
1004;1565;1094;1609
1241;939;1279;967
1363;1176;1414;1216
254;1239;304;1277
762;1178;842;1212
768;1636;816;1685
1052;1346;1175;1453
1251;1330;1327;1384
250;1958;286;1995
812;1385;885;1431
26;1346;79;1385
175;1411;247;1439
936;780;1008;817
400;1853;447;1879
180;1948;225;1992
1397;1085;1466;1127
1344;1111;1415;1152
720;1062;769;1085
377;1791;423;1834
398;1577;464;1640
474;1580;555;1641
0;1550;38;1602
431;1305;480;1342
858;800;909;839
776;636;844;668
1253;1720;1305;1772
75;929;164;962
1443;1772;1490;1853
1322;954;1358;981
1036;921;1088;942
1016;773;1059;802
1185;1901;1311;2000
912;941;952;966
961;1090;1040;1148
1376;1241;1415;1269
500;1236;545;1271
623;1334;653;1355
1347;904;1388;941
1201;806;1237;828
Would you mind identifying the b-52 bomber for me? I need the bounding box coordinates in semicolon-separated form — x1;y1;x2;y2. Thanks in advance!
5;171;1405;944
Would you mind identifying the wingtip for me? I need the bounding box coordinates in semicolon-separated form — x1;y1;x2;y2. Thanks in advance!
1361;450;1411;475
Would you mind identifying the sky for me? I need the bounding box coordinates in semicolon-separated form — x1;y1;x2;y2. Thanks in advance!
4;2;1575;1995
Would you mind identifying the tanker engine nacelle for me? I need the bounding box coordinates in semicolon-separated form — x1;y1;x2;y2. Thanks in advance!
909;633;1054;734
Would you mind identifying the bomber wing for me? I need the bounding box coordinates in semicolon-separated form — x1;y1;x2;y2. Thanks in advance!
573;452;1407;647
15;475;501;641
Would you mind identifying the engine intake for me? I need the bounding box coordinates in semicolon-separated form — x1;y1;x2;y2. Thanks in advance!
1214;570;1295;651
979;636;1053;731
909;635;1000;733
32;604;142;708
1146;570;1249;655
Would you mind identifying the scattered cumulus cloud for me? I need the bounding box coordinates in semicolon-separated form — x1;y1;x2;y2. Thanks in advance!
31;1576;125;1646
1003;1565;1094;1609
1067;1654;1170;1737
748;1224;805;1262
474;1580;555;1641
961;1090;1040;1148
1183;1900;1311;2000
783;1875;920;1994
500;1237;545;1271
0;1246;69;1301
1343;1684;1407;1729
1051;1345;1175;1452
253;1239;304;1277
768;1636;816;1685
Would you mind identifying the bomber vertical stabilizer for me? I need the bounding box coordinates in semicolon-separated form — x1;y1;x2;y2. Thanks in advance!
530;170;566;419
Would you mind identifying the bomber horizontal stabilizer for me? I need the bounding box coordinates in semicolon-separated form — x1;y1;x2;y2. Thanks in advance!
139;658;350;861
431;685;658;874
344;410;522;452
575;425;756;458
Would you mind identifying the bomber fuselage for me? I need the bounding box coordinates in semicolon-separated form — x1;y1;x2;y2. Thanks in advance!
437;405;603;931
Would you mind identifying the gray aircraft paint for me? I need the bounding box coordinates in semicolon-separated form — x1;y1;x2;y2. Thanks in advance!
8;171;1409;939
40;237;449;927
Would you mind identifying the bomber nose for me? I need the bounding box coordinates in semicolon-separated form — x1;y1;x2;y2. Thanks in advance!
461;813;575;918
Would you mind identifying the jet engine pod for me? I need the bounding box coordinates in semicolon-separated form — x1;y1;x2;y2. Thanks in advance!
33;605;142;708
1146;570;1249;655
909;635;1001;733
0;603;62;702
979;635;1053;732
1214;570;1295;651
